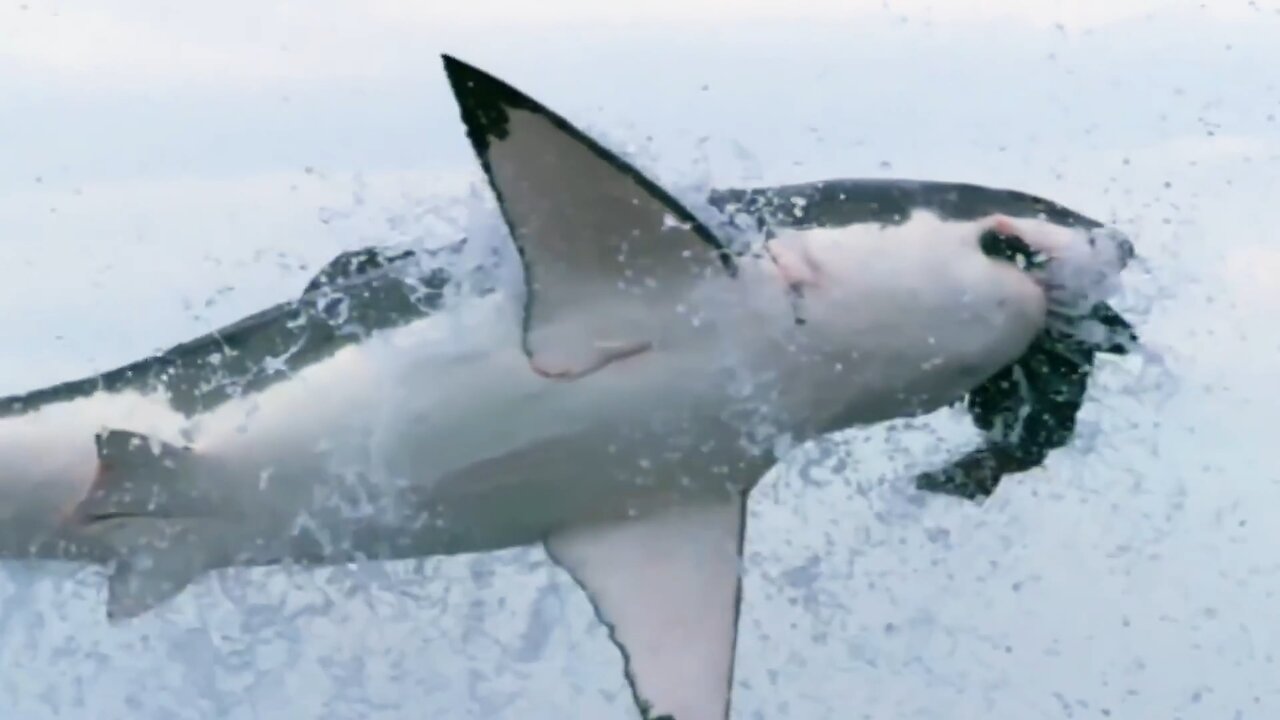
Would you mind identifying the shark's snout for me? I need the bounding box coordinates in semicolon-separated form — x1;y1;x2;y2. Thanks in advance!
1116;234;1136;265
1089;225;1136;271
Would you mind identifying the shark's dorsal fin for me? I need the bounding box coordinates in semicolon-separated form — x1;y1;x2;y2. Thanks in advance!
545;496;746;720
442;55;737;380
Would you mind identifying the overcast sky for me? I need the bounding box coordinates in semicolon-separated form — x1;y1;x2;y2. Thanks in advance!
2;1;1280;718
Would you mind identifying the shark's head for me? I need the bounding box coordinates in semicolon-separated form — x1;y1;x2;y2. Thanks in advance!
747;207;1139;426
976;214;1136;347
762;210;1135;333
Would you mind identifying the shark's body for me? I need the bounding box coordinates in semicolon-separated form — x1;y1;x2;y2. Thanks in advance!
0;57;1138;720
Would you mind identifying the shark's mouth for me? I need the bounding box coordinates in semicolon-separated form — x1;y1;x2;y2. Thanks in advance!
979;226;1137;354
923;227;1140;500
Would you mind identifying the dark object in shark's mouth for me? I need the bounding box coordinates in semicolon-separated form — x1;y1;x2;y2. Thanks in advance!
915;301;1138;500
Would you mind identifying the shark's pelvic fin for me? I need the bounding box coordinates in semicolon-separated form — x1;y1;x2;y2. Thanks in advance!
74;430;219;522
96;517;225;621
67;430;229;621
545;496;746;720
442;55;737;381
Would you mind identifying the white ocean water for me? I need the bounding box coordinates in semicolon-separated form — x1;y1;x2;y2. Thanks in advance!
2;2;1280;718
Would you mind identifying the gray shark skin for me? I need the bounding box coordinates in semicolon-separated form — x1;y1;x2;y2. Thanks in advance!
709;177;1109;233
0;54;1138;720
0;242;469;421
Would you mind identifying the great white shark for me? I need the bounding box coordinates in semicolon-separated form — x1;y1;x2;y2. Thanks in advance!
0;56;1139;720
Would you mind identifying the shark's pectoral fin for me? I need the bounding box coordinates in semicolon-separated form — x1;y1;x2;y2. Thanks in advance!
66;429;229;621
442;56;738;380
544;496;747;720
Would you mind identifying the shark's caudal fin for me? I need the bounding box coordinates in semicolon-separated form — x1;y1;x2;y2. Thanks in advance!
545;497;746;720
68;430;229;621
441;55;738;380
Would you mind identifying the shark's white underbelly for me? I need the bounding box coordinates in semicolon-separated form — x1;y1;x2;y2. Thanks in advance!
186;331;761;563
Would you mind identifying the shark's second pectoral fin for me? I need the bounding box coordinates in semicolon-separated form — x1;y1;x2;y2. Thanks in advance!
67;429;229;621
442;56;739;380
545;496;747;720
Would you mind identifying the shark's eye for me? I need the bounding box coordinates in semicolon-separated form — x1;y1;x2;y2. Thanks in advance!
979;229;1042;270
